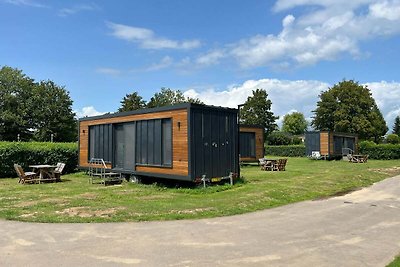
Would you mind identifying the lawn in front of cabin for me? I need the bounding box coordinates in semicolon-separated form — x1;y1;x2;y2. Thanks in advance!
0;157;399;223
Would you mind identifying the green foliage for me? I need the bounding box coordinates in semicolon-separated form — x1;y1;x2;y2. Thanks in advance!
359;140;400;159
267;131;292;145
118;91;146;112
147;87;203;108
386;134;400;144
0;66;77;142
393;116;400;135
32;80;77;142
312;80;388;141
240;89;278;136
282;112;308;135
0;141;77;177
265;145;306;157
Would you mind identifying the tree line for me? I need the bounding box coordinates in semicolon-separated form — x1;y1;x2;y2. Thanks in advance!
1;66;399;144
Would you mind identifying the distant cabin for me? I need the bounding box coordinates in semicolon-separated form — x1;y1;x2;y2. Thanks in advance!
305;131;358;159
239;125;264;162
78;103;239;182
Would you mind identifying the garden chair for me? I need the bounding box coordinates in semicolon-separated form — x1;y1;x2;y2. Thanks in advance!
273;159;288;171
14;164;37;184
53;163;66;181
259;158;266;170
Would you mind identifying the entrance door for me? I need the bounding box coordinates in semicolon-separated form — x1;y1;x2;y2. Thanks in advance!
114;122;136;170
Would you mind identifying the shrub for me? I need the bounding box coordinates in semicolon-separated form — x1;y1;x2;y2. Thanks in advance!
0;142;78;178
267;131;292;145
358;140;400;160
265;145;306;157
386;134;400;144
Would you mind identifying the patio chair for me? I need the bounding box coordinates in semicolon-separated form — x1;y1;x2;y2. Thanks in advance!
273;159;288;171
259;158;266;170
53;163;65;181
14;164;37;184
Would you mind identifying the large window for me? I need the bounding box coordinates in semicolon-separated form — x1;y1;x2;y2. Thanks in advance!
239;132;256;158
136;118;172;167
88;124;113;162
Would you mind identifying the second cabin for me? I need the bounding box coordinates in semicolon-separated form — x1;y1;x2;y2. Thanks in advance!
305;131;358;159
78;103;239;183
239;125;265;162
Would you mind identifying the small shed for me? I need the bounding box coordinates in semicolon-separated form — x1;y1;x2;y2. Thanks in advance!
305;131;358;159
78;103;239;182
239;125;264;162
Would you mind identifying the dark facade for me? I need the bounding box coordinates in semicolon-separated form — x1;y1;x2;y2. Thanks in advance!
305;131;358;158
79;103;239;182
239;125;265;162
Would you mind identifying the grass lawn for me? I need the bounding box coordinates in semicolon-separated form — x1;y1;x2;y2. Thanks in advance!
387;255;400;267
0;157;400;223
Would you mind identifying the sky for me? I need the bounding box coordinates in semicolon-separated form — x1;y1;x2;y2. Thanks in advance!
1;0;400;129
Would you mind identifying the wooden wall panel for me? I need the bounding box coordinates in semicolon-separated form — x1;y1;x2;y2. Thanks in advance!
240;127;264;161
320;132;329;156
79;108;188;176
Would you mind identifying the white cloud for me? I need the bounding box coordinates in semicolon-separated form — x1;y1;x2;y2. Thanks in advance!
95;67;122;76
58;3;99;17
146;56;174;71
3;0;47;8
184;79;400;130
194;0;400;69
75;106;106;118
106;22;201;50
195;50;226;66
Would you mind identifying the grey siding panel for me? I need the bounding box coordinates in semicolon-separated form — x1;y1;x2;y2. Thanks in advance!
154;119;162;165
88;124;113;162
162;119;172;165
305;132;321;156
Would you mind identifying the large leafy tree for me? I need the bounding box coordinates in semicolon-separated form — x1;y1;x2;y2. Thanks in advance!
240;89;278;136
312;80;388;141
32;80;77;142
118;91;146;112
0;66;36;141
393;116;400;135
281;112;308;135
147;87;203;108
0;66;77;142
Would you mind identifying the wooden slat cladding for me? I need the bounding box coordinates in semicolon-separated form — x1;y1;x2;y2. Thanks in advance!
320;132;329;156
79;108;188;176
240;127;264;161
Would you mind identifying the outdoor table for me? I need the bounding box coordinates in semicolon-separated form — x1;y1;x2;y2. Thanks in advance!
264;159;277;171
29;164;57;183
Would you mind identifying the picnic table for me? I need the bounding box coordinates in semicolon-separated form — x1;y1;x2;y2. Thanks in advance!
348;154;369;163
29;164;57;183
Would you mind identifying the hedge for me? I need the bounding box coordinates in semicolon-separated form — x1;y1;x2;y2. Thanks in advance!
359;141;400;160
265;145;306;157
0;142;78;178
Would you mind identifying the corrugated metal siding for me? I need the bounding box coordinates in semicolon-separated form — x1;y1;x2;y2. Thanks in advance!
305;132;321;156
191;108;238;179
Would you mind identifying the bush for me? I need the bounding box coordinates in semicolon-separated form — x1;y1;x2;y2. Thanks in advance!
0;142;78;178
267;131;292;145
386;134;400;144
359;140;400;160
265;145;306;157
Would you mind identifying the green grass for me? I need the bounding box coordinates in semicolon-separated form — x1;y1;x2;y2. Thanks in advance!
387;255;400;267
0;157;399;223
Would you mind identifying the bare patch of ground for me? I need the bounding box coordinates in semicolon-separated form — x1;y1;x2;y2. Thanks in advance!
370;167;400;176
56;207;126;218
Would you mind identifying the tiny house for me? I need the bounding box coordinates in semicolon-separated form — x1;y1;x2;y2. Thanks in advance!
78;103;239;182
305;131;358;159
239;125;264;162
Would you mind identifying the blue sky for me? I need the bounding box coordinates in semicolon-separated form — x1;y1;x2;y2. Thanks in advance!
1;0;400;128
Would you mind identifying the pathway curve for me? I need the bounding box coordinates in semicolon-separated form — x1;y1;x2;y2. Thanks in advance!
1;176;400;266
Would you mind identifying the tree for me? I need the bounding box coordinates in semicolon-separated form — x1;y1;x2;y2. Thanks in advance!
281;112;308;135
32;80;77;142
0;66;77;142
0;66;36;141
386;134;400;144
147;87;203;108
393;116;400;135
240;89;278;136
312;80;388;141
118;92;146;112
